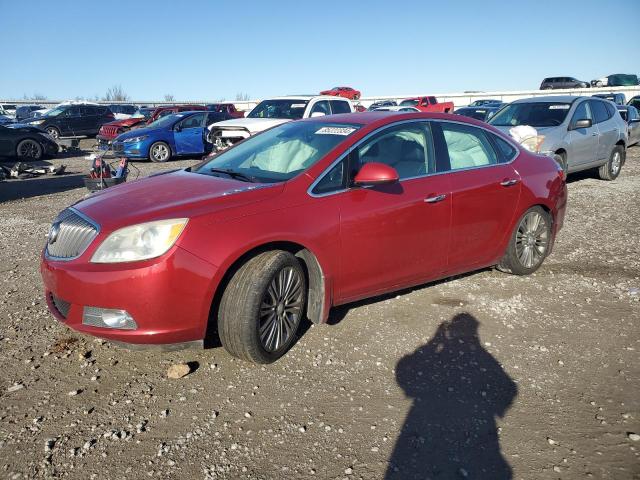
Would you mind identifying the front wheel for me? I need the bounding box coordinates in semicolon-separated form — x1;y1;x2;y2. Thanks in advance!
598;145;624;181
497;206;551;275
218;251;307;364
16;139;43;160
149;141;171;162
45;127;60;139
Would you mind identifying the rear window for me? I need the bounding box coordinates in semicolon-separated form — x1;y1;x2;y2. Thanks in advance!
399;99;419;107
330;100;351;114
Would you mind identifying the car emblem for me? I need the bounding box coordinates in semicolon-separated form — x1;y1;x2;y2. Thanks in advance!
48;221;61;245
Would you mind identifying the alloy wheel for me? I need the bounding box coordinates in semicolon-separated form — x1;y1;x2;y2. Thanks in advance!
611;151;621;175
17;139;41;159
46;127;59;139
151;144;169;161
259;267;304;352
515;211;549;269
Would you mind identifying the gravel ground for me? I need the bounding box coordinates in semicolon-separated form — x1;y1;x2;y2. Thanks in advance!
0;142;639;479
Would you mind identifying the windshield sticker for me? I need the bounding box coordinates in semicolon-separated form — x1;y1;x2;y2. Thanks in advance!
549;105;570;110
291;103;307;108
315;126;356;136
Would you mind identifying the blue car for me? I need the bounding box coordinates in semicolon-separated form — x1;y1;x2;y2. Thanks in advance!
112;111;225;162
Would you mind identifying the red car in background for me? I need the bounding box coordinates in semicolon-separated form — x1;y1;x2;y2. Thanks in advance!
320;86;361;100
206;103;245;118
400;96;455;113
97;105;208;146
41;112;566;364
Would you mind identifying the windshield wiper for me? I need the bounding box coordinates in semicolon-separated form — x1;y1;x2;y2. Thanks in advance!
209;168;256;183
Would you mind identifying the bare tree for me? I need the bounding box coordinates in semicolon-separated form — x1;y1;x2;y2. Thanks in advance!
103;85;130;102
22;93;48;101
235;92;250;101
164;94;175;102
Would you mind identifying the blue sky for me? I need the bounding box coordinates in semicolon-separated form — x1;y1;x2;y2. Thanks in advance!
1;0;638;101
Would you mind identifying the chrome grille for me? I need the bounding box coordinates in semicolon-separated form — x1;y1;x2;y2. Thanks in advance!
46;209;99;260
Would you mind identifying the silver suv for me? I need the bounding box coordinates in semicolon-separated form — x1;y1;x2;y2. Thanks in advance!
489;96;627;180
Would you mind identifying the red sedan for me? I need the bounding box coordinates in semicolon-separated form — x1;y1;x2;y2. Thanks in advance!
41;112;567;363
320;86;361;100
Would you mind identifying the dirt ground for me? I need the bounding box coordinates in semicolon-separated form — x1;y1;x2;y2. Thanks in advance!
0;141;638;480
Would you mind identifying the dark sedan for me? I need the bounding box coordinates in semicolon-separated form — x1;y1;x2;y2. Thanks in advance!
0;124;58;160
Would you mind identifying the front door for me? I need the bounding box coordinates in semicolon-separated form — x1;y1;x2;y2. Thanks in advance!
568;100;598;168
174;113;207;155
336;121;451;302
435;121;520;271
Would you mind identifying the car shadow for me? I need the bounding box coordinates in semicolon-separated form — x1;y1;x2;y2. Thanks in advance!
566;168;601;183
386;312;517;479
327;269;488;326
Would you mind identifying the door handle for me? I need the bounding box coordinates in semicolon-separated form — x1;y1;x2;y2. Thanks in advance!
424;194;447;203
500;179;519;187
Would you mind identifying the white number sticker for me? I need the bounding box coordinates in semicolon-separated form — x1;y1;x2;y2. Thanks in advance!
549;105;570;110
315;127;356;136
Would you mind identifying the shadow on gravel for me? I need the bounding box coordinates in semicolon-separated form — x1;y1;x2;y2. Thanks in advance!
386;313;517;480
0;173;85;202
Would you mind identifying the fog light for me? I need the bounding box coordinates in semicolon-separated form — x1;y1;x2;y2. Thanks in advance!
83;307;137;330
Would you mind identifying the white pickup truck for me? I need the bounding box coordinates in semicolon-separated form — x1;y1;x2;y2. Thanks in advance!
208;95;354;150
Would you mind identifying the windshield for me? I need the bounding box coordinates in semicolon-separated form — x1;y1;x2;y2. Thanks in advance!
399;99;419;107
247;99;309;119
195;121;360;183
489;102;572;127
45;106;66;117
146;113;185;128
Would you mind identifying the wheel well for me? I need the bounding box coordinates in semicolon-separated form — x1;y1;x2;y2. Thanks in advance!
616;139;625;147
207;242;325;342
554;148;566;158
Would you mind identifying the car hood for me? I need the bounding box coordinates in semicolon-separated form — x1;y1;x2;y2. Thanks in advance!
207;117;290;133
74;170;284;231
492;125;556;135
104;117;145;128
6;124;48;134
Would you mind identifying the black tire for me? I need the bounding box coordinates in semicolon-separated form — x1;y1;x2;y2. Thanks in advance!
553;152;568;175
497;206;552;276
598;145;624;181
16;139;43;160
45;127;60;139
148;141;171;162
218;250;307;364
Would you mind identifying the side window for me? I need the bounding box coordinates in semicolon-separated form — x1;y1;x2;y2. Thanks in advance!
310;101;330;116
179;113;206;129
353;122;434;180
330;100;351;114
80;106;96;116
67;106;81;116
570;101;592;127
490;134;517;163
441;123;498;170
589;100;609;124
312;159;347;195
604;102;616;118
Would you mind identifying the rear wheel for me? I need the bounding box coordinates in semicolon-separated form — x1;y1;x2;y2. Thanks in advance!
498;206;551;275
149;141;171;162
598;145;624;180
218;251;307;364
45;127;60;139
16;139;43;160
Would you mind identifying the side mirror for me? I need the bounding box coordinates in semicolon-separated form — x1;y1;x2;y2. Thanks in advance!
310;111;325;118
353;162;399;186
571;118;592;130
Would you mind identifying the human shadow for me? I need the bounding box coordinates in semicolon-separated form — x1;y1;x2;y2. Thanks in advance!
386;313;517;479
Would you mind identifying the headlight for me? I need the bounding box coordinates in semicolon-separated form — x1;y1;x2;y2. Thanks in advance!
30;120;45;125
520;135;545;153
91;218;188;263
123;135;147;143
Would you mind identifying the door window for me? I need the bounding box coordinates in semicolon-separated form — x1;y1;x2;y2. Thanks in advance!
80;106;96;116
570;101;592;128
353;122;434;180
179;113;206;129
589;100;610;124
66;106;81;117
441;123;498;170
310;101;330;116
330;100;351;114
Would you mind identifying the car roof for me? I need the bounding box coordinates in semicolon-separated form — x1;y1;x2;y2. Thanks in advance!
511;95;581;104
266;95;349;101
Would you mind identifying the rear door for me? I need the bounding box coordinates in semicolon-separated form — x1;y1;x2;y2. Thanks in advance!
80;106;100;134
567;100;598;167
434;121;521;271
174;113;207;154
589;99;618;162
335;121;451;301
63;106;84;135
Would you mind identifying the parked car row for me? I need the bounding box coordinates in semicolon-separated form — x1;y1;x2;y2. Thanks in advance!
540;73;639;90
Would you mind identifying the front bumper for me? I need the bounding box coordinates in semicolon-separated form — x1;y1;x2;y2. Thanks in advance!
112;140;149;159
41;247;218;345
